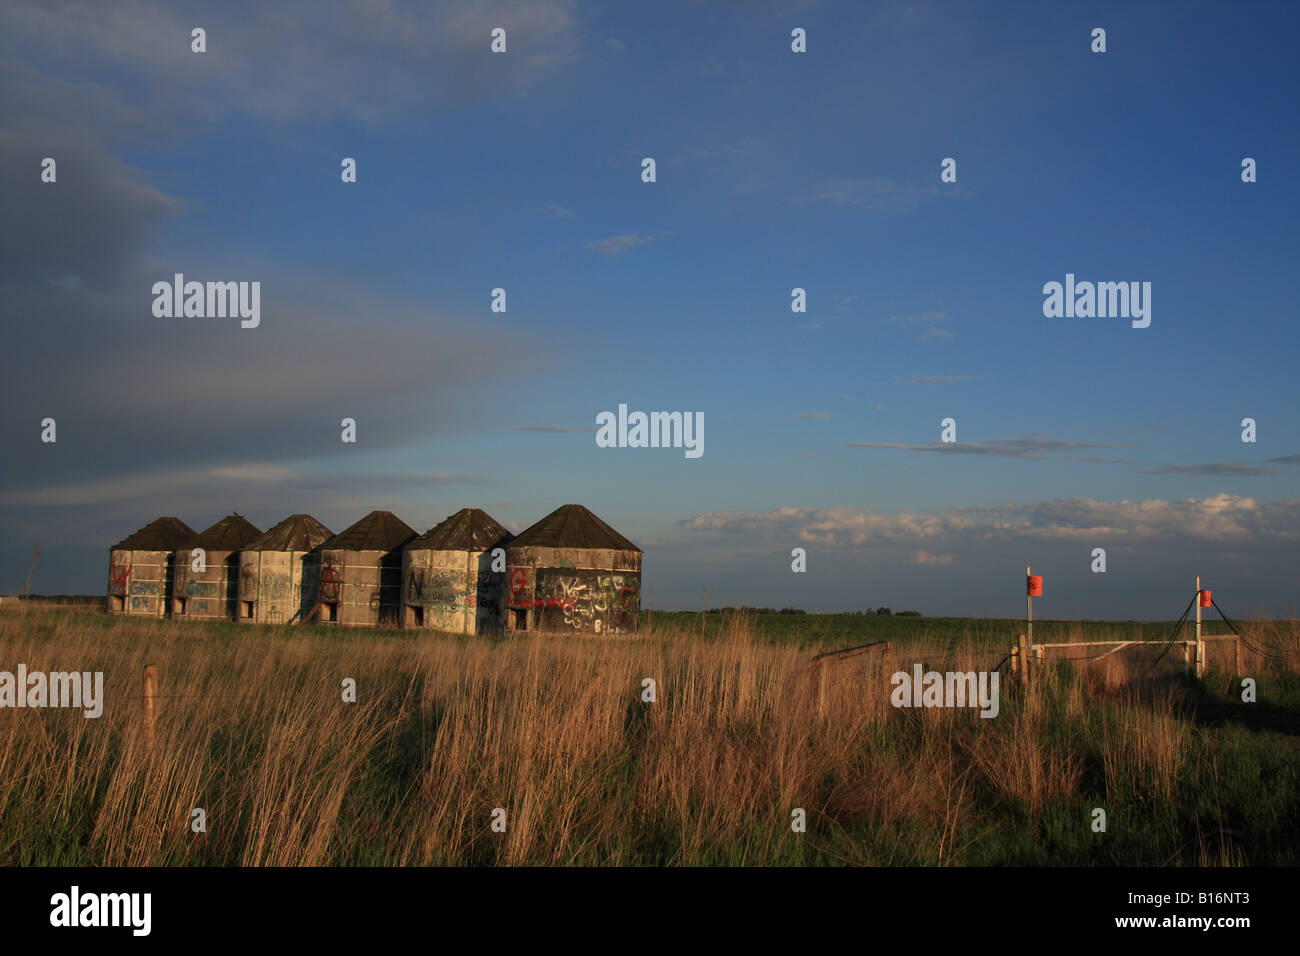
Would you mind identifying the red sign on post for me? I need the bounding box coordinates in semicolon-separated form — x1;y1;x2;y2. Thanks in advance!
1027;575;1043;596
1199;589;1212;607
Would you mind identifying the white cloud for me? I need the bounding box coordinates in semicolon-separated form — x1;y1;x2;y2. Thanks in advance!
584;233;665;255
917;327;952;341
681;495;1300;550
911;551;954;565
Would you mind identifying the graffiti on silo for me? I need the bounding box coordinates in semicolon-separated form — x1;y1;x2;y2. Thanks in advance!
474;569;502;617
185;579;220;599
242;567;289;601
319;562;342;601
515;568;639;633
110;562;131;596
509;567;532;604
406;568;465;607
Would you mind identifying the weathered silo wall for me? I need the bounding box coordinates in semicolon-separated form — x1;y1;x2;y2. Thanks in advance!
238;549;331;625
402;508;512;635
170;515;262;621
505;505;642;635
109;549;170;617
317;548;405;627
171;551;239;621
237;514;333;625
107;517;195;617
505;548;642;634
316;511;415;627
402;550;490;632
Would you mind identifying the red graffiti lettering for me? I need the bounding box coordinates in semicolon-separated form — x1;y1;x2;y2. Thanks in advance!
320;564;341;601
109;563;131;595
510;568;531;595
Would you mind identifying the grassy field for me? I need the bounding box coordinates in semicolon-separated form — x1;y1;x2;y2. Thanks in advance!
0;605;1297;866
648;610;1206;653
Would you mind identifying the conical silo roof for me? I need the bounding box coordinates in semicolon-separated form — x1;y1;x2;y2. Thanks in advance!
508;504;640;552
410;508;513;551
321;510;416;551
111;516;196;551
179;514;263;551
245;514;334;552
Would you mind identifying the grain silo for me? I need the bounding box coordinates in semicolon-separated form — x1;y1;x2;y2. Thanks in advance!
505;504;642;634
107;516;196;617
237;514;334;625
170;514;262;621
315;510;416;627
402;508;514;634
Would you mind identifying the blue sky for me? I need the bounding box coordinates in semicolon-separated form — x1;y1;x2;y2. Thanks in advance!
2;0;1297;618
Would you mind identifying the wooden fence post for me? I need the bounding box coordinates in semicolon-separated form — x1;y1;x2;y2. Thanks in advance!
1017;633;1031;684
143;664;157;752
1025;566;1033;647
1195;576;1203;679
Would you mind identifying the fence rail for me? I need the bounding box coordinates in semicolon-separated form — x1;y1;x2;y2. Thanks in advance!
1012;633;1241;678
809;641;892;716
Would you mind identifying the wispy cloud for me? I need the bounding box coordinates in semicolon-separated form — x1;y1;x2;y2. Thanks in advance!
887;311;952;342
849;436;1131;461
888;312;949;326
0;463;486;509
0;0;583;125
584;232;666;255
513;424;597;433
896;375;970;386
793;412;829;420
866;374;971;387
799;178;964;213
1265;454;1300;466
1141;463;1280;477
543;203;575;218
911;550;954;565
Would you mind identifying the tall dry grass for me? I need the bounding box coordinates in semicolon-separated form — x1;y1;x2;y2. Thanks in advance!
0;608;1295;866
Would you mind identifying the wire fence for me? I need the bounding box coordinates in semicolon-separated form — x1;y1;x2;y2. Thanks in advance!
1017;589;1285;677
